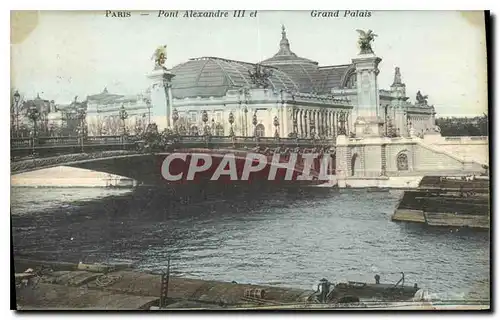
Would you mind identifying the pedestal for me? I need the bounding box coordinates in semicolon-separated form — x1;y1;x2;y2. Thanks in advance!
354;116;385;138
352;53;382;131
147;67;175;131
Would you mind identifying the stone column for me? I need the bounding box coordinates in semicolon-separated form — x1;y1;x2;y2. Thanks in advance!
284;105;288;137
304;110;308;137
298;109;303;137
333;112;337;137
334;111;338;137
324;111;328;136
316;111;320;136
327;111;330;136
147;67;175;131
352;53;383;137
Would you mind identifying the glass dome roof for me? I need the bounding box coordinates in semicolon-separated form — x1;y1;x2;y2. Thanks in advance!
170;57;300;99
169;26;353;98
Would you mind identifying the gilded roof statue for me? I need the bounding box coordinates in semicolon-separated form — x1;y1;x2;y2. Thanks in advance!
356;29;378;54
151;45;167;68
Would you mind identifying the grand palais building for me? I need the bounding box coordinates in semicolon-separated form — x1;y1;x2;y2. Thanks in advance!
84;26;438;139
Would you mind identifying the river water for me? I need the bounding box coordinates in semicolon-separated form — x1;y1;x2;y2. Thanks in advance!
11;186;490;302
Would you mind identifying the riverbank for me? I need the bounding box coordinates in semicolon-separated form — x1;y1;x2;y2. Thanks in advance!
14;259;489;310
314;176;423;189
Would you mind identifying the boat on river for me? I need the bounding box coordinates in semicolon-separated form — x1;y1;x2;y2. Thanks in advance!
323;273;419;303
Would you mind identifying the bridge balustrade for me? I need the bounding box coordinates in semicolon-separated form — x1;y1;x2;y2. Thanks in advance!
39;136;79;145
85;135;127;145
11;134;336;160
11;138;31;148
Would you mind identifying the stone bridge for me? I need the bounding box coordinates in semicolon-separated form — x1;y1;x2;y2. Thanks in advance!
11;135;336;185
11;133;488;186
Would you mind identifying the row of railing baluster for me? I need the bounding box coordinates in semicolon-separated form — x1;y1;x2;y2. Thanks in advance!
11;135;335;150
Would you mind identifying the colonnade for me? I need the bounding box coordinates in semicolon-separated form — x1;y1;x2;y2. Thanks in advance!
291;108;350;138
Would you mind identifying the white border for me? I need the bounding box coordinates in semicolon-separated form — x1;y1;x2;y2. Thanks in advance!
3;0;497;319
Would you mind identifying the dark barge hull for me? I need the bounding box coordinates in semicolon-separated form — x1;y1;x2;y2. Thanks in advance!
391;176;490;229
331;283;419;301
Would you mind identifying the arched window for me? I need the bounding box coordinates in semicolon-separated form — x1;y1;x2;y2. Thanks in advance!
255;124;265;137
346;74;357;89
215;124;224;136
190;126;199;136
397;152;409;171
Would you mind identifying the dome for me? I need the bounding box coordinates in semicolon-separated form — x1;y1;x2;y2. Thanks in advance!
170;57;300;99
260;26;321;93
261;25;318;66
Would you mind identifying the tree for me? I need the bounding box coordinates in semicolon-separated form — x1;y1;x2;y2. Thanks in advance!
436;116;489;137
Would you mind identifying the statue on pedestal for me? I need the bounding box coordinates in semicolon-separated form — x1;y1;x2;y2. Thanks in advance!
151;45;167;69
356;29;378;54
416;90;428;105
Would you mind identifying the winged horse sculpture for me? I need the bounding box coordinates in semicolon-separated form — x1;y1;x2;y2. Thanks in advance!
356;29;378;54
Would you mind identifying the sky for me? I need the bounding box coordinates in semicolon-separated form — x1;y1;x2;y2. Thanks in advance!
11;10;487;117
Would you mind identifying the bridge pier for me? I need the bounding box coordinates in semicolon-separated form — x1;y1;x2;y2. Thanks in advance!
335;134;487;181
147;67;176;132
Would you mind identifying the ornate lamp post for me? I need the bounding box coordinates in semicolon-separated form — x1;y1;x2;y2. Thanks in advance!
27;103;40;155
13;90;20;137
145;98;152;125
243;88;250;136
119;104;128;136
384;105;389;137
228;111;235;137
172;108;179;134
76;105;87;152
142;113;147;133
252;110;258;138
273;115;280;138
202;110;209;135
